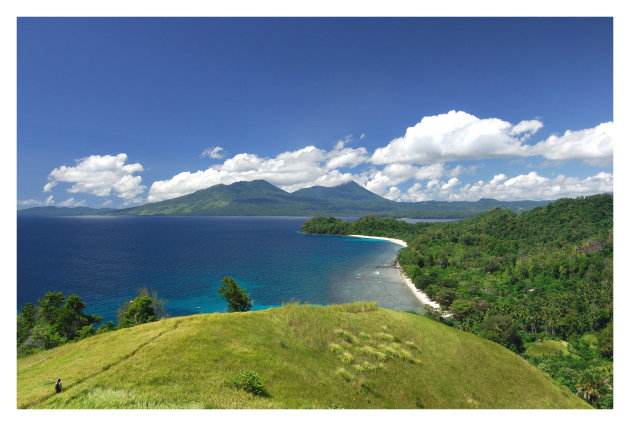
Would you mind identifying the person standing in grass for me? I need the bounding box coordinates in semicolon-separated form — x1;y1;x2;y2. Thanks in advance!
55;379;62;393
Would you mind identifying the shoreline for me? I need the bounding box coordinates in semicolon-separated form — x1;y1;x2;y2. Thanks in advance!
347;234;409;248
347;234;442;310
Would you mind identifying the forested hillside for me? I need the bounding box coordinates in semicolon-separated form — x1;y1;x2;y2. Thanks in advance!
301;194;613;408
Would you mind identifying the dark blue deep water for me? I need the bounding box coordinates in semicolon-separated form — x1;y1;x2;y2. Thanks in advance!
18;216;424;323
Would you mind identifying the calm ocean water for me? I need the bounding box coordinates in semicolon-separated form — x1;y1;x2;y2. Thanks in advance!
17;216;424;323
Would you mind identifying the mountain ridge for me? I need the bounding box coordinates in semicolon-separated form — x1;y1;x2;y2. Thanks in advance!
19;179;553;219
292;181;388;203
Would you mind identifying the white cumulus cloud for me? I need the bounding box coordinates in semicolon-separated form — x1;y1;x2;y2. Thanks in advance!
58;197;86;207
18;199;40;207
43;153;145;200
371;111;538;165
201;146;226;159
399;171;612;202
510;119;544;136
527;122;613;166
325;139;369;170
371;111;613;167
365;163;462;198
18;195;55;208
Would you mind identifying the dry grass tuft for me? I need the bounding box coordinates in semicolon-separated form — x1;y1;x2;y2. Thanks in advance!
328;343;343;353
339;351;354;364
334;329;357;344
336;367;355;382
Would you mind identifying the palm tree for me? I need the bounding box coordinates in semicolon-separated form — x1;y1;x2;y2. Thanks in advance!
575;369;607;405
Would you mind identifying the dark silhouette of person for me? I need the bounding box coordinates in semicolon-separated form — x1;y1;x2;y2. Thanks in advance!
55;378;62;393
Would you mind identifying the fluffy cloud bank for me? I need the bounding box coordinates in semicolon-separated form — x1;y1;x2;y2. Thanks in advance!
18;195;54;207
365;163;460;196
528;122;613;166
147;110;613;203
148;141;369;202
371;111;539;165
43;153;145;201
41;112;612;206
57;197;86;207
371;110;612;166
398;171;613;202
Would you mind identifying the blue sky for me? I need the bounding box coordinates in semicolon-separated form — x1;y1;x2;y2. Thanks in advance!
17;17;613;208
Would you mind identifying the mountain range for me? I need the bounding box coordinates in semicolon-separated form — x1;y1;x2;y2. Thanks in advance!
19;180;552;218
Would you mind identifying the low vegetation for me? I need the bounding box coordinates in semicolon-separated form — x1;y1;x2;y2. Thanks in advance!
17;303;589;409
232;370;267;396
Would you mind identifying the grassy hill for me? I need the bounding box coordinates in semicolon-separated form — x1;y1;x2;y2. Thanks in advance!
17;303;589;409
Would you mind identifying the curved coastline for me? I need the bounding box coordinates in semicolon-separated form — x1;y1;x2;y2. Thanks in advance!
347;234;441;310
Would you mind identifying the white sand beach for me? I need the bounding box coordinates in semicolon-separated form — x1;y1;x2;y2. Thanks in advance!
348;234;409;248
347;234;442;309
396;262;442;309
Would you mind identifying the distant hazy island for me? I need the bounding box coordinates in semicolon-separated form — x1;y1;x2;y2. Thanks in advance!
18;180;552;219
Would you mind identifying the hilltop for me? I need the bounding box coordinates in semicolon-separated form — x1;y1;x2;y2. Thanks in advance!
18;180;551;218
17;303;589;409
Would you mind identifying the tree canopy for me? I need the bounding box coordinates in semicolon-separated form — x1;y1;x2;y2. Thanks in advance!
19;288;168;357
18;291;102;355
218;277;254;313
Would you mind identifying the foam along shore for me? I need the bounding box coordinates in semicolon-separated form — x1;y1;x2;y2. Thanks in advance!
347;235;442;310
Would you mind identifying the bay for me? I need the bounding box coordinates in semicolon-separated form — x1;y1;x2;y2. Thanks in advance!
17;216;424;323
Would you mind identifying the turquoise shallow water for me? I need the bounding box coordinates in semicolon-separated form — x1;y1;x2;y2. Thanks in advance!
17;216;424;323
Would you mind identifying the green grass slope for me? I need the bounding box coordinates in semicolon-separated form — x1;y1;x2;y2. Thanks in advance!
17;303;590;409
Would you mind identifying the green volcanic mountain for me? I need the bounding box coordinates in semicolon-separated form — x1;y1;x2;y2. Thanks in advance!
119;180;297;216
18;180;552;218
117;180;550;217
292;181;390;203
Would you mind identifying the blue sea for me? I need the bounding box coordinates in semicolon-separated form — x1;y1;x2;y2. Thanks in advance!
17;216;425;323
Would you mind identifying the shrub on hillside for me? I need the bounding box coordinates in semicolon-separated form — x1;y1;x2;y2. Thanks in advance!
232;370;267;396
118;296;156;328
118;288;168;328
